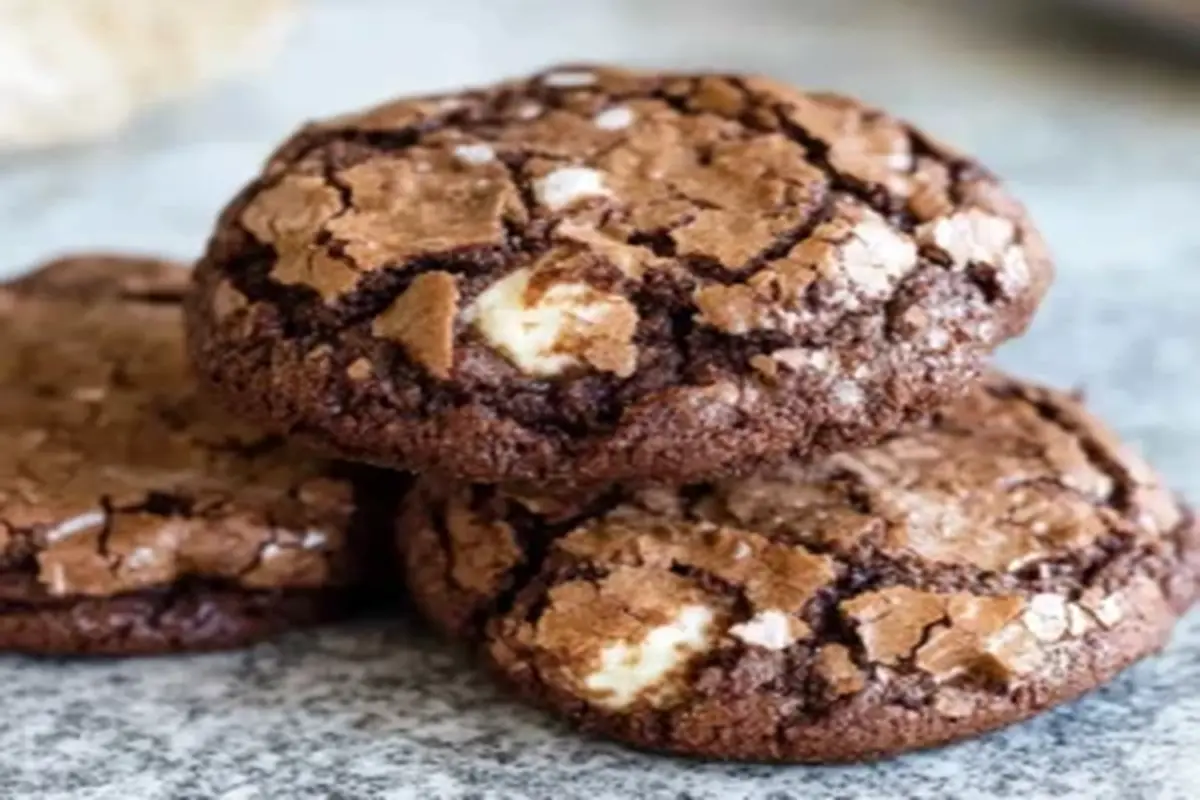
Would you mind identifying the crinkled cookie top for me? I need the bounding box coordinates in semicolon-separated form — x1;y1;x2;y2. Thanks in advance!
0;257;357;599
403;374;1188;714
209;64;1050;383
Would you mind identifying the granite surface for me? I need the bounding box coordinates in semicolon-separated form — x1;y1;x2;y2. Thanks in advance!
1;1;1199;797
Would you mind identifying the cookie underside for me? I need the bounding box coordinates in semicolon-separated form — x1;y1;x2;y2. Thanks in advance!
0;574;337;657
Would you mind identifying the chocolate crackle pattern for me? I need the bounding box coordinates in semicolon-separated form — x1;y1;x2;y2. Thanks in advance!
400;374;1199;762
0;255;400;655
187;65;1052;484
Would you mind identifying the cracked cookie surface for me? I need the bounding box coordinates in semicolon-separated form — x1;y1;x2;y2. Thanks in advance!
187;65;1053;484
400;374;1199;762
0;255;398;656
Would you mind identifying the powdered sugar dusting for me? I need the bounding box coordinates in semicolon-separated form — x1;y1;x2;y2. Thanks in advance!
998;246;1032;295
837;216;919;301
1024;594;1070;643
924;210;1015;267
920;209;1029;295
771;347;834;374
834;380;865;408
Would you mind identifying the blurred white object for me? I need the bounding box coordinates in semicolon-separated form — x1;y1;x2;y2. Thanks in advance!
0;0;295;152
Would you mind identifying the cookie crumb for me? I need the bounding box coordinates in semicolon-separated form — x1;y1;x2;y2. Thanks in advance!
345;358;373;382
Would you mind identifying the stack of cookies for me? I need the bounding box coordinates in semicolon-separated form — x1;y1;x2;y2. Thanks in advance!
5;66;1196;763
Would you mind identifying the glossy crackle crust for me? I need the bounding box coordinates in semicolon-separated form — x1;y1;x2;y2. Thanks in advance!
0;256;399;655
401;375;1199;762
188;65;1052;484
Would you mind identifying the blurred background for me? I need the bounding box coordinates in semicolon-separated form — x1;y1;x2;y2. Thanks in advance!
0;0;1198;482
1;0;1197;270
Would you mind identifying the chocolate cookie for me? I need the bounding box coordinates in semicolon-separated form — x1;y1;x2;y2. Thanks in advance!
7;253;191;301
0;255;397;656
400;375;1198;763
187;65;1052;484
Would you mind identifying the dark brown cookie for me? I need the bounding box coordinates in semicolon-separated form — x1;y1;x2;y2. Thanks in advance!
0;255;399;656
400;374;1198;763
7;253;191;301
186;65;1052;485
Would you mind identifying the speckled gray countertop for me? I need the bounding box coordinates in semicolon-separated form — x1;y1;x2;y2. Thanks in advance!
1;1;1199;797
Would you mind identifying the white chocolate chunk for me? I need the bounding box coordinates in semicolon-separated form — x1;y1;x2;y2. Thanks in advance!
833;380;865;409
1023;594;1069;642
301;530;327;549
593;106;634;130
729;610;799;650
534;166;610;210
584;604;714;709
453;143;495;164
467;267;631;376
44;511;106;543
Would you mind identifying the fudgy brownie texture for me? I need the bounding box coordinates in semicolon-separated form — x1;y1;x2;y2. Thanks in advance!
400;374;1199;763
0;255;402;656
187;65;1053;485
